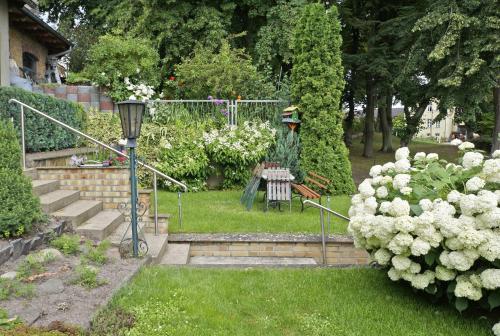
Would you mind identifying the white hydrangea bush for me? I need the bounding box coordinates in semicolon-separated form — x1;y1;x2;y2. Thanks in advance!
348;144;500;314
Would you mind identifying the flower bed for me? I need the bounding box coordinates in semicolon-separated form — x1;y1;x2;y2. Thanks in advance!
348;143;499;321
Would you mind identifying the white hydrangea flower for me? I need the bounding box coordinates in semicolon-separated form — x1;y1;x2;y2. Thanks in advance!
392;255;412;271
410;238;431;256
376;186;388;199
426;153;439;161
450;138;462;146
369;165;383;177
476;209;500;229
364;197;378;213
465;176;486;192
379;201;392;214
462;151;484;169
382;162;395;173
394;216;415;233
400;187;412;195
387;232;413;254
380;176;393;185
419;199;433;212
372;176;383;186
493;322;500;336
435;265;456;281
480;269;500;290
409;262;421;274
458;141;475;150
413;152;426;161
476;190;498;213
457;229;486;249
374;248;392;265
410;270;435;290
454;275;482;301
388;267;401;281
448;251;475;271
395;147;410;161
478;231;500;261
447;190;462;203
482;159;500;183
395;159;411;173
358;179;375;198
393;174;411;191
493;150;500;159
460;194;478;216
388;197;411;217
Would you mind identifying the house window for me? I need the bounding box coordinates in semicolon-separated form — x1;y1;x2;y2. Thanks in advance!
427;119;432;128
427;105;432;111
435;133;440;137
434;120;441;128
22;52;38;79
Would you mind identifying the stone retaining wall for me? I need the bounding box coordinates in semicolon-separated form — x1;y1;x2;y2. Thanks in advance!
26;147;95;168
34;85;115;112
169;234;370;266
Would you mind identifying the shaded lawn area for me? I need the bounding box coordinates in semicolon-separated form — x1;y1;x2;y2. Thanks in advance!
158;190;351;234
105;267;492;336
349;133;458;185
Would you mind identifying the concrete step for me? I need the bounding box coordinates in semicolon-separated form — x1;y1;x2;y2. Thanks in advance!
51;200;103;227
76;210;124;241
144;233;169;263
32;180;59;196
189;256;318;267
23;168;38;180
108;221;146;246
159;243;190;265
40;189;80;213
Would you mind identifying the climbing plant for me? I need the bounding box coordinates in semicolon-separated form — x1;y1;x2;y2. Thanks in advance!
291;4;355;195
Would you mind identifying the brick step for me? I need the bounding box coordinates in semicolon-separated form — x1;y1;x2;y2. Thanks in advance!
76;210;124;241
108;221;146;247
32;180;59;196
23;168;38;180
51;200;102;227
143;233;169;263
159;243;190;265
189;256;318;267
40;190;80;213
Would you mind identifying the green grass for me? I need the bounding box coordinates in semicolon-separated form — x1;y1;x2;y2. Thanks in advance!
104;267;492;336
158;190;351;234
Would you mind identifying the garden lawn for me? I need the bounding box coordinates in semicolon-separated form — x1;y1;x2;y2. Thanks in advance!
157;190;350;234
104;267;492;336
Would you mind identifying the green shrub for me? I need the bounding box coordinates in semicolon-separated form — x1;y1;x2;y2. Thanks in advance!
50;234;80;255
16;250;57;280
291;4;355;195
0;278;35;301
0;120;42;238
267;125;304;183
173;41;274;99
65;72;91;85
89;307;135;336
84;34;160;101
72;264;106;289
0;86;86;153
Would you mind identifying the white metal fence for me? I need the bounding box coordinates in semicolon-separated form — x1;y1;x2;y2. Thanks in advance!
149;99;287;125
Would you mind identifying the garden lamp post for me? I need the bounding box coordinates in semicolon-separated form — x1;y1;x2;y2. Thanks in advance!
117;100;145;257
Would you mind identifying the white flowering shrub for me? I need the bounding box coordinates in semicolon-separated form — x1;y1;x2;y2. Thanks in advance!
348;144;500;314
204;121;276;188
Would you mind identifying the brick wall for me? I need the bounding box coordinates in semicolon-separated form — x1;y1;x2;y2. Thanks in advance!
9;27;48;81
189;241;369;266
34;85;115;112
36;166;168;233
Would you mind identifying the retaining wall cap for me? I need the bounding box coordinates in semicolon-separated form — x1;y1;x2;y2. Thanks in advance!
168;233;355;243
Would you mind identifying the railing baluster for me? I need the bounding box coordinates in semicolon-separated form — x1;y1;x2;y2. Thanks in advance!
153;171;158;235
320;208;326;265
178;191;182;228
20;105;26;170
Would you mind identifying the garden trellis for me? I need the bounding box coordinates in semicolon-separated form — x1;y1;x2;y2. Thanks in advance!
148;99;287;125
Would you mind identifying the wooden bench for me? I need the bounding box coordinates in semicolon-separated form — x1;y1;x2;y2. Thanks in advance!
291;172;331;211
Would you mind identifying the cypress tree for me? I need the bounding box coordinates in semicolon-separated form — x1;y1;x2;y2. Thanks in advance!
291;3;355;194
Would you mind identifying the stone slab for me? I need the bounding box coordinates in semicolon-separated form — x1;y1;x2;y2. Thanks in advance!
160;243;190;265
189;256;318;267
169;233;355;244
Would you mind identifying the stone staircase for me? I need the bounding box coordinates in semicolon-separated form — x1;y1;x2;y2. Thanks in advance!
26;168;169;264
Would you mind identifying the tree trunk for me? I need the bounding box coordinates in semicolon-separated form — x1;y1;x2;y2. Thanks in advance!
379;93;393;152
492;86;500;153
344;92;355;147
363;80;375;157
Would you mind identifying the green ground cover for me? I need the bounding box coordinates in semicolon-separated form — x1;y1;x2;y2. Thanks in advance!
101;267;492;336
158;190;351;234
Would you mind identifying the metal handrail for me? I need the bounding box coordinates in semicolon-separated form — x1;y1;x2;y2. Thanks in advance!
303;200;350;265
9;98;187;231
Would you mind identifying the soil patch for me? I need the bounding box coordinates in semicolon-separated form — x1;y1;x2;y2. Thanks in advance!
0;245;145;329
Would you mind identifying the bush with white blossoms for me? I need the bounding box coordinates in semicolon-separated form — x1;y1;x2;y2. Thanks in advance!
349;144;500;316
204;121;276;187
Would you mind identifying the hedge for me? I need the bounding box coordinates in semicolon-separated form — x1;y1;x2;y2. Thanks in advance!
0;86;86;153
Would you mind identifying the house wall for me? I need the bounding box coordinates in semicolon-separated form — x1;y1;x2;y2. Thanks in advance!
34;84;115;112
9;27;48;81
0;0;9;86
416;102;457;141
